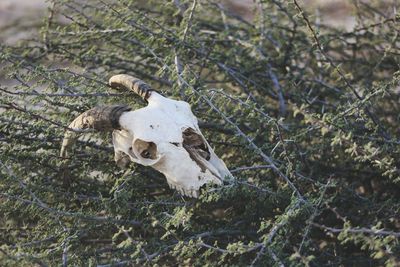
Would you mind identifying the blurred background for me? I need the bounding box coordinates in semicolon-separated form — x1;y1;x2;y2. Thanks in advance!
2;0;393;44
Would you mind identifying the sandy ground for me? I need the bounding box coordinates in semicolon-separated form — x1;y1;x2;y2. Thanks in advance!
0;0;47;44
1;0;397;44
0;0;47;22
0;0;363;44
220;0;358;30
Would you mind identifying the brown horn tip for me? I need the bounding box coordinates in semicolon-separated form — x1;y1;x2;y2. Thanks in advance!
60;105;131;158
109;74;155;100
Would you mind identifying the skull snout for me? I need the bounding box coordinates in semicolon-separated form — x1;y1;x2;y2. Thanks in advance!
151;142;223;197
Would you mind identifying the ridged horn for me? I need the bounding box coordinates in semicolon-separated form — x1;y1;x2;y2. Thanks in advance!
109;74;156;100
60;105;131;158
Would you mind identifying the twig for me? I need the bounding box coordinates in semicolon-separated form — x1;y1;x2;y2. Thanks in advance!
292;0;390;140
311;223;400;238
0;86;123;98
0;193;141;226
173;0;198;97
230;165;273;173
299;178;332;253
182;0;197;43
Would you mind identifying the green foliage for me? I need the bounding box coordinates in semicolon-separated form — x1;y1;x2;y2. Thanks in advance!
1;0;399;266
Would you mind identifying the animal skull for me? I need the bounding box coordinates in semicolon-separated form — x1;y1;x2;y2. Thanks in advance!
60;74;232;197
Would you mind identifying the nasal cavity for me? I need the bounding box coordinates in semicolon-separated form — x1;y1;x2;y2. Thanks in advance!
182;128;210;161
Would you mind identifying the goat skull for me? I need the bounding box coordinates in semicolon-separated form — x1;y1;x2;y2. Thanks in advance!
60;74;232;197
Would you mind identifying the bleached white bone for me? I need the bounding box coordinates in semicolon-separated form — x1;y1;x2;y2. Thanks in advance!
61;74;232;198
112;92;231;197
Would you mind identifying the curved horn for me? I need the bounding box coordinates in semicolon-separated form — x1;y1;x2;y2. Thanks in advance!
60;105;131;158
109;74;156;100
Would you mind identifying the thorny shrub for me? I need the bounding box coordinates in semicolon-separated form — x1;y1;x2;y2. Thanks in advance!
0;0;399;266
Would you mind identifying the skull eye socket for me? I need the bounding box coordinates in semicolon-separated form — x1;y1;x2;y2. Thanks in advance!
141;150;151;158
133;139;158;160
